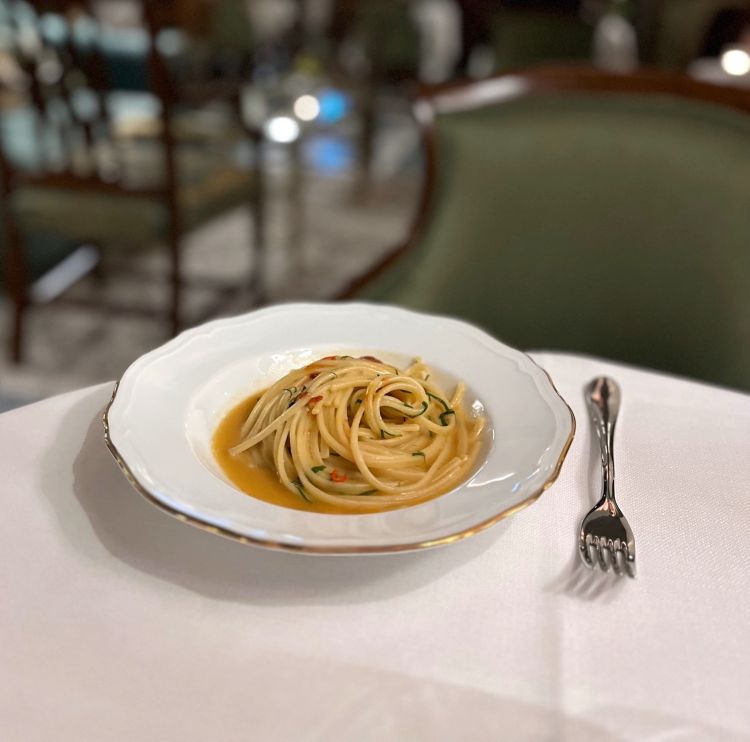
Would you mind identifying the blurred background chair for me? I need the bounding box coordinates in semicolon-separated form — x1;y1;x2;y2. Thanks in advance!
0;0;264;362
343;67;750;391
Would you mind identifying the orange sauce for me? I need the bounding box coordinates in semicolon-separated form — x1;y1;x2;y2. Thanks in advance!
212;391;479;515
212;394;357;514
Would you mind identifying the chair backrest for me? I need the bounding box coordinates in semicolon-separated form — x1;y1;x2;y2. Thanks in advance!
0;0;176;196
347;68;750;391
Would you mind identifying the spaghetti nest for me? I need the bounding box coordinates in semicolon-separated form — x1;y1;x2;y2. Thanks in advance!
230;355;485;511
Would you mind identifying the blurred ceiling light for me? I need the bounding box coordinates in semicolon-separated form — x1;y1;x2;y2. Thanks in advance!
294;94;320;122
720;48;750;76
265;116;300;143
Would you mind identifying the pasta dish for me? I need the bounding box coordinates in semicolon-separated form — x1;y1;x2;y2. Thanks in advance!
215;355;485;513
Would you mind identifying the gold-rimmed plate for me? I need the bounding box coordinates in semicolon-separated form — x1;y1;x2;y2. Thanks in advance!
104;303;574;554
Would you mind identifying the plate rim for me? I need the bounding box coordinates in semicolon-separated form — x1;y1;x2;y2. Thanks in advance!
102;304;576;554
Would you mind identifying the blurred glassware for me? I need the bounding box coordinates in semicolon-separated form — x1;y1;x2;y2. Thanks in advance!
298;0;421;196
592;0;638;72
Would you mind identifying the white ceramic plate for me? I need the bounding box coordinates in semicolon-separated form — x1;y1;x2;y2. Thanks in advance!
104;303;574;554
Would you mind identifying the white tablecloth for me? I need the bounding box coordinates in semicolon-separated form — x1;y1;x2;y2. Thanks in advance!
2;353;749;741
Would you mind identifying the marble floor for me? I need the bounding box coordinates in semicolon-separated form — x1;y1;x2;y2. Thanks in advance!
0;104;421;411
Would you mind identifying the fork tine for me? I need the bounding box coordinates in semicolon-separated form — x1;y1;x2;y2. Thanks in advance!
595;538;611;572
624;545;636;579
588;542;599;569
579;535;595;568
612;543;625;576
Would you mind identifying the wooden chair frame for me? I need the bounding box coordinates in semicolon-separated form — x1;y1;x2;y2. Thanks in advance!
0;0;265;362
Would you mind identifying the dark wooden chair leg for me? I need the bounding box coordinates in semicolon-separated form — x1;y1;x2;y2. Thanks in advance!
167;218;182;337
356;80;377;201
11;292;25;364
91;243;105;287
4;202;26;364
288;136;304;275
250;141;267;305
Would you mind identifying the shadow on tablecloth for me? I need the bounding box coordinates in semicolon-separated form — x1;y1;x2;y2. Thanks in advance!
222;652;621;741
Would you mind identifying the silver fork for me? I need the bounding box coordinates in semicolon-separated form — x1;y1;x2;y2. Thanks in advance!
579;377;636;578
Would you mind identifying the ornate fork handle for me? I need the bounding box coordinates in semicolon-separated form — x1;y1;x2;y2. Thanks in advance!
587;377;620;510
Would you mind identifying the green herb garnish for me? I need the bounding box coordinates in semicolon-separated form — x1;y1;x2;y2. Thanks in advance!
406;401;428;418
426;392;450;411
412;451;425;458
291;479;312;502
380;429;397;439
287;386;308;407
439;410;455;426
311;465;326;474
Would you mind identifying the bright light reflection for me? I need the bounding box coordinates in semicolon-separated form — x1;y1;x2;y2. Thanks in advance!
721;48;750;76
265;116;300;143
293;94;320;122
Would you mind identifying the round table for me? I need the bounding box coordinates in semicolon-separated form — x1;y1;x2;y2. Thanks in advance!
1;352;748;740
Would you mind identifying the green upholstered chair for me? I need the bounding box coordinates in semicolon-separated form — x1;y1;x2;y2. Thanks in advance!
0;0;263;362
345;68;750;392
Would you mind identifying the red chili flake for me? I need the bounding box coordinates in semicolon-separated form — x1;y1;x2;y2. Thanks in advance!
306;395;323;411
309;373;319;379
330;469;348;483
360;355;383;363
